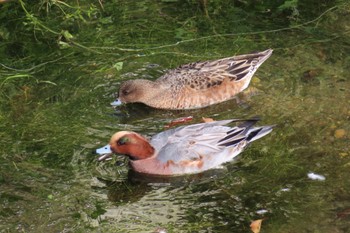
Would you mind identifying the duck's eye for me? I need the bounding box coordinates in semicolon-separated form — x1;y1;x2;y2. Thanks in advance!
122;89;130;96
117;137;129;146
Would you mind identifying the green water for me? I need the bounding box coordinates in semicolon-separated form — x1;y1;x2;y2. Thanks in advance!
1;0;350;232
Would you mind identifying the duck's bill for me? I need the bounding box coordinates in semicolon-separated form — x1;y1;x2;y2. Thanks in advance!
111;99;123;107
96;144;113;161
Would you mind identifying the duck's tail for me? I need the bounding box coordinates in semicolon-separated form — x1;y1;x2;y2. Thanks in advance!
227;49;273;92
245;125;274;143
217;118;274;147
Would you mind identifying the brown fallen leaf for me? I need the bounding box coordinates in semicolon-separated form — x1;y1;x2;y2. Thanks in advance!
250;219;263;233
164;116;193;128
202;117;214;123
337;207;350;219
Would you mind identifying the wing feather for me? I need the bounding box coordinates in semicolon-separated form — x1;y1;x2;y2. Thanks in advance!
156;49;272;90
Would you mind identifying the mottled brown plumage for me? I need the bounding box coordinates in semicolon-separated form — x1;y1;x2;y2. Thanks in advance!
114;49;273;110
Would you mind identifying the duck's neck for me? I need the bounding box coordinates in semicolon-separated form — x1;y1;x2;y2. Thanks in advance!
136;79;165;101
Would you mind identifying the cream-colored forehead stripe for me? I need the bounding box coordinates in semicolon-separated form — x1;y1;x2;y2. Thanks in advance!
110;131;133;142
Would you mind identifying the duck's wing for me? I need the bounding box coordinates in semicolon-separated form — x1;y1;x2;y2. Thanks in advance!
154;118;274;164
157;49;272;90
150;119;236;152
155;124;230;164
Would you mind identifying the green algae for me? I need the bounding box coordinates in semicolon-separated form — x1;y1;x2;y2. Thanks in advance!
1;0;350;232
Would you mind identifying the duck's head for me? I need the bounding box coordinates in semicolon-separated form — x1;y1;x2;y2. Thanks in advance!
111;80;145;106
111;79;159;107
96;131;155;161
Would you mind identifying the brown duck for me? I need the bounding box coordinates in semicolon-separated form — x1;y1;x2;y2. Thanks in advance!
112;49;273;110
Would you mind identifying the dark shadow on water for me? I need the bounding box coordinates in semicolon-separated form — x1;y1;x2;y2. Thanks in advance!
110;96;249;125
104;167;240;203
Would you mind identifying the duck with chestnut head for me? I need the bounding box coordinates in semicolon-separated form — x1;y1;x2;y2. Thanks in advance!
96;118;273;176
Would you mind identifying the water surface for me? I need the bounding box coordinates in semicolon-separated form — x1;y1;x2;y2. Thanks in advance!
1;1;350;232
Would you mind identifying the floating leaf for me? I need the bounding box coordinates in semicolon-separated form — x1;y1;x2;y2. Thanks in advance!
334;129;346;139
250;219;263;233
164;116;193;128
62;30;74;40
113;62;123;71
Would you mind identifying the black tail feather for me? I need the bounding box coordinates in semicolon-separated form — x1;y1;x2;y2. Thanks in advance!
217;117;273;148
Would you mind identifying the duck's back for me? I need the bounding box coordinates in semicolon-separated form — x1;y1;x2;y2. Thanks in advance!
152;49;272;109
